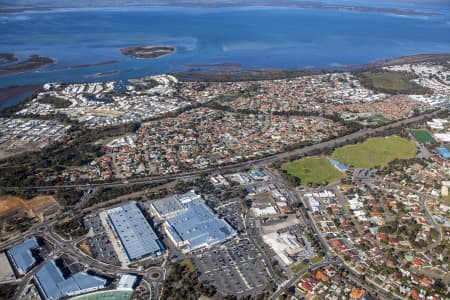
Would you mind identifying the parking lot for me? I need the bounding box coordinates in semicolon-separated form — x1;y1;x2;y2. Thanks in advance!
214;198;245;233
193;238;269;296
204;186;247;233
84;214;120;266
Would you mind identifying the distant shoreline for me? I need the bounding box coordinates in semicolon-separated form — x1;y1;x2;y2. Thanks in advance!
1;52;449;113
173;53;450;82
0;2;443;17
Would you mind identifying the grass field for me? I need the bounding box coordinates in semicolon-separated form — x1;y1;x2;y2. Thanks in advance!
71;291;132;300
281;157;345;186
367;72;415;91
357;71;427;94
292;261;308;273
411;129;435;143
332;136;417;168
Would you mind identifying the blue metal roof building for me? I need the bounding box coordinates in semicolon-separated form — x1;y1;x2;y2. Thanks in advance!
165;202;237;252
35;259;106;300
437;147;450;159
7;237;39;275
106;203;164;261
329;159;349;172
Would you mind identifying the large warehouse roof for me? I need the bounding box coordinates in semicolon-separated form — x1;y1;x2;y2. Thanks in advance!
149;190;201;219
7;237;39;274
35;259;106;300
166;202;237;251
107;203;164;261
150;195;185;218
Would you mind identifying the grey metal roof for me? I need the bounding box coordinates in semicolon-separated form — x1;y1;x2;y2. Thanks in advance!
7;237;39;274
151;195;185;217
35;259;106;300
35;260;62;300
107;203;164;260
72;272;107;290
150;191;201;218
166;202;237;251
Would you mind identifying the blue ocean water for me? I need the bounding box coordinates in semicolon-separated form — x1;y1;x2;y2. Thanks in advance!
0;5;449;98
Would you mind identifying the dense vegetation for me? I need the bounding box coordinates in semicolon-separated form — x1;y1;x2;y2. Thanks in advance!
1;213;35;237
161;259;216;300
56;189;85;207
0;122;140;187
85;181;171;208
54;217;88;240
174;68;319;82
0;284;17;300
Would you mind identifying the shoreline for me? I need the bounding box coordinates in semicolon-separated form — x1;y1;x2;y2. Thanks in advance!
173;53;450;82
120;45;175;59
0;52;449;111
0;3;443;17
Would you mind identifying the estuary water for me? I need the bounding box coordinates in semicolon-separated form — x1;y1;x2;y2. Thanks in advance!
0;5;449;103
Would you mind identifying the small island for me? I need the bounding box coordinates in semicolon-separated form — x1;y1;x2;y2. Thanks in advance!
120;45;175;59
0;53;18;65
0;54;55;77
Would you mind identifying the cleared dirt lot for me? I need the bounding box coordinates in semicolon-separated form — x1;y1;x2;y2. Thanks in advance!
0;195;58;218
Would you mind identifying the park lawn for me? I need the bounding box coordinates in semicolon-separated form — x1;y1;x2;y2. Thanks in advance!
332;136;417;169
411;129;434;143
311;255;324;264
357;70;427;94
292;261;308;273
281;157;345;186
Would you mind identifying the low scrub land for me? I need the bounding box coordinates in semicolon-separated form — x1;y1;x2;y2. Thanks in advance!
356;70;429;94
332;136;417;168
281;157;345;186
39;96;72;108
